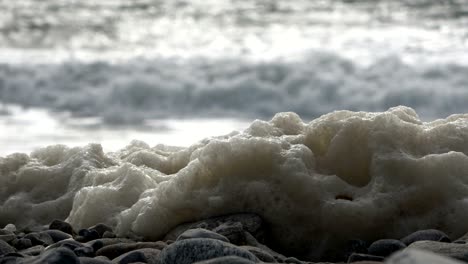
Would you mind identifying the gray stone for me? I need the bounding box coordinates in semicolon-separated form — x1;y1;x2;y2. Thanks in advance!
78;229;101;242
240;246;276;262
386;248;464;264
348;253;384;263
49;219;74;235
164;213;264;243
19;245;45;256
89;224;113;238
74;246;95;257
368;239;406;257
193;256;256;264
111;248;161;264
0;230;16;243
3;224;16;233
43;230;73;243
23;247;80;264
79;257;113;264
401;229;450;245
407;241;468;262
85;238;135;252
284;256;304;263
177;228;230;243
46;239;84;251
24;232;54;246
103;231;116;239
0;239;16;255
212;222;245;245
96;241;166;260
12;238;33;250
159;238;258;264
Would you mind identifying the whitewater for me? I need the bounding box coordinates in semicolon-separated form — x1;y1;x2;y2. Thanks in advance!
1;106;467;258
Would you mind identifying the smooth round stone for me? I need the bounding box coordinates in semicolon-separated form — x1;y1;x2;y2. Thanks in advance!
19;245;45;256
159;238;258;264
74;246;94;257
46;239;83;251
49;220;74;235
43;230;73;243
0;239;16;255
96;241;166;259
193;256;256;264
177;228;230;243
78;257;112;264
78;229;100;242
3;224;16;233
0;229;16;243
102;231;116;239
387;248;465;264
25;248;80;264
368;239;406;257
401;229;450;245
12;238;33;250
88;224;113;238
112;248;161;264
24;232;54;246
240;246;275;262
85;238;135;252
347;253;384;263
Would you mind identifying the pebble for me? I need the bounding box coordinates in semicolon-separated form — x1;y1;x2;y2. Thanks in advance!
77;229;101;242
177;228;230;243
0;239;16;255
23;247;80;264
367;239;406;257
3;224;16;233
111;248;161;264
193;256;257;264
19;245;45;256
406;240;468;262
88;223;113;238
401;229;450;245
0;230;16;243
96;241;166;259
159;238;258;264
347;253;384;263
386;248;464;264
43;229;73;243
24;232;54;246
49;219;74;235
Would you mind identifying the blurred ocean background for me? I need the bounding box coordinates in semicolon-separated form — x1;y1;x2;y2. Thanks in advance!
1;0;468;155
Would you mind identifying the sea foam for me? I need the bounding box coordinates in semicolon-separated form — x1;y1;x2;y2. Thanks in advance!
1;106;468;258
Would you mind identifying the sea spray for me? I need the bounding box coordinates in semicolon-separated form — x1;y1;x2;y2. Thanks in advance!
1;106;468;258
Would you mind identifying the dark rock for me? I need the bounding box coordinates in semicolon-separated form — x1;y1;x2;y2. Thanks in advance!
193;256;256;264
96;241;166;260
12;238;33;250
212;222;245;245
386;248;464;264
78;229;101;242
347;253;384;263
284;256;303;263
49;219;74;235
177;228;230;243
0;239;16;255
159;238;258;264
401;229;450;245
23;247;80;264
43;229;73;243
24;232;54;246
74;246;94;257
46;239;83;251
88;224;113;238
85;238;135;252
407;240;468;262
0;229;16;243
367;239;406;257
240;246;276;262
343;239;369;260
19;245;45;256
79;257;112;264
164;213;264;243
102;231;116;239
111;248;161;264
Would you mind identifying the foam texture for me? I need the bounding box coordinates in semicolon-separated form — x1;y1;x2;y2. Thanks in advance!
1;106;468;259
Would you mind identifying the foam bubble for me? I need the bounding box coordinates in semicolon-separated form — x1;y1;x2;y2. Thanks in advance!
1;106;468;259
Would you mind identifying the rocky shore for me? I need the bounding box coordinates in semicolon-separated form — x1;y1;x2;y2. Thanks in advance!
1;213;468;264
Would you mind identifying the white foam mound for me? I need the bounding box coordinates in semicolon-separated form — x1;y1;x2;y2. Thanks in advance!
1;106;468;257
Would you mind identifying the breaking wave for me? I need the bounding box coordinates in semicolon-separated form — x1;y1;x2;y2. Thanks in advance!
1;106;468;258
1;53;468;124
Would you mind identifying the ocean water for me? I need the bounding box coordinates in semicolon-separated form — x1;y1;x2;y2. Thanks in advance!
1;0;468;259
